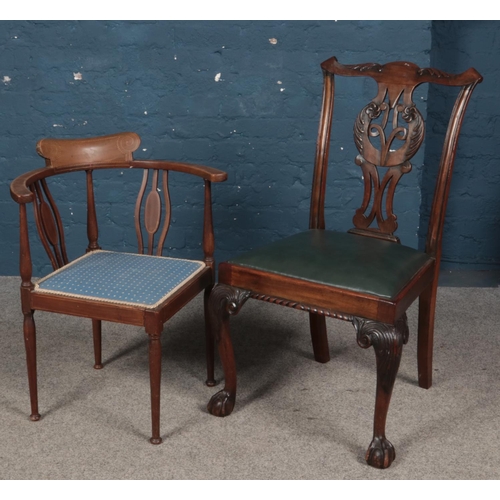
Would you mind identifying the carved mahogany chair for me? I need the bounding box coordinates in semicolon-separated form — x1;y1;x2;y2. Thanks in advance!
207;58;482;468
10;132;227;444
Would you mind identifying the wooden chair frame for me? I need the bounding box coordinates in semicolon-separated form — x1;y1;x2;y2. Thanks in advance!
10;132;227;444
206;58;482;468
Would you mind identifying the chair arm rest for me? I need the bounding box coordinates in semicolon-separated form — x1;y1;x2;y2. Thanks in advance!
10;170;40;204
131;160;228;182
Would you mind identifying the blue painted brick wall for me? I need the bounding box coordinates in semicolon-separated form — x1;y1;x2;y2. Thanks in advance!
420;21;500;270
0;21;434;277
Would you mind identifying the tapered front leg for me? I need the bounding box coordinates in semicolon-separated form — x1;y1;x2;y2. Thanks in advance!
353;314;409;469
204;286;216;387
207;284;250;417
23;311;40;421
92;319;103;369
148;334;162;444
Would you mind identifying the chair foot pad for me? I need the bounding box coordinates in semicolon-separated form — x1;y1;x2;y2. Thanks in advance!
149;437;163;445
365;436;395;469
30;414;41;422
207;389;235;417
205;378;216;387
93;364;104;370
418;378;432;389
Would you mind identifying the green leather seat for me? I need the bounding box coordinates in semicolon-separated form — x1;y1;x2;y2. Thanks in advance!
229;229;434;300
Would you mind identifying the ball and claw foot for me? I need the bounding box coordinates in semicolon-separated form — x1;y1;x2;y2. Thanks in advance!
205;378;216;387
93;363;103;370
149;437;163;445
207;390;235;417
30;414;41;422
365;436;396;469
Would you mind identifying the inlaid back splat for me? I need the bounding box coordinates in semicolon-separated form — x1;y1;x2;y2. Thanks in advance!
135;169;172;256
36;132;142;258
35;132;176;259
31;180;68;270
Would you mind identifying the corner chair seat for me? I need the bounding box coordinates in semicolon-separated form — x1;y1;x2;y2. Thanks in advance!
34;250;207;308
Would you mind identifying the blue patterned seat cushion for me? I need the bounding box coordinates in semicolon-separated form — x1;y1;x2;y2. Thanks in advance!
35;251;206;308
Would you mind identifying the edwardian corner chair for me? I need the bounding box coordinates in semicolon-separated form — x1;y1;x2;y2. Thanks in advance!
206;58;482;468
10;132;227;444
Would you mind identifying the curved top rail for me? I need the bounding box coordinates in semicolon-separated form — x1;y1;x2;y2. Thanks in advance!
321;56;483;87
36;132;141;169
10;160;228;204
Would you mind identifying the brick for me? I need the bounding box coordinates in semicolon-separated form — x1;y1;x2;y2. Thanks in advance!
0;20;451;277
422;21;499;268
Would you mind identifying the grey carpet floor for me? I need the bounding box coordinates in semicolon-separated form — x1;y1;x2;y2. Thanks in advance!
0;276;499;479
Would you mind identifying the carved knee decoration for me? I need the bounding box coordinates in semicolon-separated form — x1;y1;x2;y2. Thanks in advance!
353;314;408;469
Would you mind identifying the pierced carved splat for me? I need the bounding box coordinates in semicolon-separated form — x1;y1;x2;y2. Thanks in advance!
135;169;171;256
350;82;424;240
31;180;68;269
310;58;483;239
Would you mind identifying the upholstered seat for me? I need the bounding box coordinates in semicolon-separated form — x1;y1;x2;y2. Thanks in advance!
35;251;206;308
229;230;433;300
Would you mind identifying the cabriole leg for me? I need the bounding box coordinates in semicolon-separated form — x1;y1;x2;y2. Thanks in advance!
207;284;250;417
23;311;40;421
353;314;409;469
92;319;103;369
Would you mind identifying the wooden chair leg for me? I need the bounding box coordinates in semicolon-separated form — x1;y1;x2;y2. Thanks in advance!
353;314;409;469
207;284;250;417
204;286;216;387
148;333;162;444
23;312;40;421
92;319;103;369
418;281;438;389
309;312;330;363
